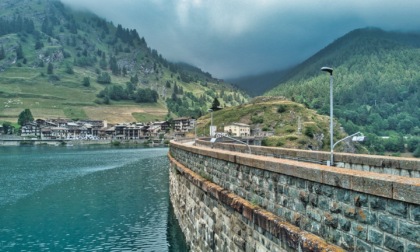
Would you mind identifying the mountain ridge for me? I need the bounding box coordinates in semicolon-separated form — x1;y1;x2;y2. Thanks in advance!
0;0;248;124
261;27;420;154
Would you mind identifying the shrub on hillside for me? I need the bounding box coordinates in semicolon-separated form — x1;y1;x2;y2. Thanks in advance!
277;105;287;113
414;146;420;158
304;124;317;138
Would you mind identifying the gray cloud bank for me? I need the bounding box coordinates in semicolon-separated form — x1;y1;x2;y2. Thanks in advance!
62;0;420;78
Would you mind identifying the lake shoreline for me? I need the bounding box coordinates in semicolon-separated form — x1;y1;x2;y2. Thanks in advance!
0;138;169;147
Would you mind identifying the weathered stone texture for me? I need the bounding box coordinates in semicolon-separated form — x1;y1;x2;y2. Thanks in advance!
170;142;420;251
196;140;420;178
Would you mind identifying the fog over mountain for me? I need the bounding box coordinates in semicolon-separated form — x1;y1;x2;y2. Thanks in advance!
62;0;420;78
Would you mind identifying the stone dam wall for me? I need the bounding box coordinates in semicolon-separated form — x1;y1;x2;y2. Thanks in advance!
169;140;420;252
195;139;420;178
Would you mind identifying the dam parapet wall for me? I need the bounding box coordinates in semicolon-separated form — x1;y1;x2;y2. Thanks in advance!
169;140;420;251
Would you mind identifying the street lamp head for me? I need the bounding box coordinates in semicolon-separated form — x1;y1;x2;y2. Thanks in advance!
208;108;213;112
321;67;333;75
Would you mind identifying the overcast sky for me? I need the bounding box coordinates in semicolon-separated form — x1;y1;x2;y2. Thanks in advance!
62;0;420;78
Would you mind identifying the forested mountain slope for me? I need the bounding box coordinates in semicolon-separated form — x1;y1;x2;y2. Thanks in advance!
0;0;247;124
265;28;420;154
227;69;289;97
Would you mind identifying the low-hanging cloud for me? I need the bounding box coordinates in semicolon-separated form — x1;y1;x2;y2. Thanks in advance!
62;0;420;78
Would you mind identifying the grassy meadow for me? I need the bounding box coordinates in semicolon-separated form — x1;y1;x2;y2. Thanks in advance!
0;65;168;124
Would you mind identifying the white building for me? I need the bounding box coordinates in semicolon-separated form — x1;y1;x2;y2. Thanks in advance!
173;117;196;132
224;123;250;137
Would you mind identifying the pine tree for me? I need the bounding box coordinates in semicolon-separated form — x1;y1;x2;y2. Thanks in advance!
47;63;54;74
82;77;90;87
0;45;5;60
18;109;34;126
211;97;221;110
16;44;24;60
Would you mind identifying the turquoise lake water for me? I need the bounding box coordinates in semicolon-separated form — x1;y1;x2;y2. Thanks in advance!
0;145;188;251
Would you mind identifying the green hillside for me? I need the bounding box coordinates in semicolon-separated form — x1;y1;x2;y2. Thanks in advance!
0;0;248;124
265;28;420;155
195;97;360;152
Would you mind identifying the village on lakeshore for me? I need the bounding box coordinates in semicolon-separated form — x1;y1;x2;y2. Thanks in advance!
0;117;254;143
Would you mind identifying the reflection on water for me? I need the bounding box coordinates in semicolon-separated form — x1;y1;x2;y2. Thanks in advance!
0;146;188;251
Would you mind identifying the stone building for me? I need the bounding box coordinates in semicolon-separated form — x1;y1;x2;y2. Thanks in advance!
224;123;250;137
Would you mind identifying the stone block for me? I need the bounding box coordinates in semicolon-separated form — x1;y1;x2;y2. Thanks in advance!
352;192;368;208
324;213;339;229
275;184;285;196
287;176;297;187
306;181;317;193
356;208;377;225
296;179;307;189
339;232;355;251
367;227;384;246
335;162;345;168
242;201;256;222
291;198;306;213
241;165;250;175
274;161;323;184
411;204;420;222
350;223;367;240
407;243;420;252
384;234;405;252
369;195;387;211
299;231;346;252
283;208;293;223
230;197;244;214
299;191;309;205
235;155;259;169
287;187;300;199
370;166;384;174
320;184;334;197
336;188;351;203
309;221;321;236
281;224;300;251
372;247;383;252
399;159;420;171
392;177;420;205
343;206;356;219
322;169;351;189
291;212;301;227
307;206;322;222
309;193;318;207
330;201;341;214
355;239;372;252
275;205;283;217
399;221;420;243
378;214;398;235
362;165;370;172
351;173;393;199
338;217;351;232
386;199;408;218
318;195;330;211
233;235;246;250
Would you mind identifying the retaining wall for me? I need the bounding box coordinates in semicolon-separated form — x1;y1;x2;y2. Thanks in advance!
195;139;420;178
169;140;420;251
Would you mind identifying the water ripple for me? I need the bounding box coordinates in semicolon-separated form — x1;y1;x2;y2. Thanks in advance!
0;146;187;251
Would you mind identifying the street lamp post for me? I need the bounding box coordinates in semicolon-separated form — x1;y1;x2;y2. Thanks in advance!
333;132;364;150
321;67;334;166
208;108;213;137
194;121;198;140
